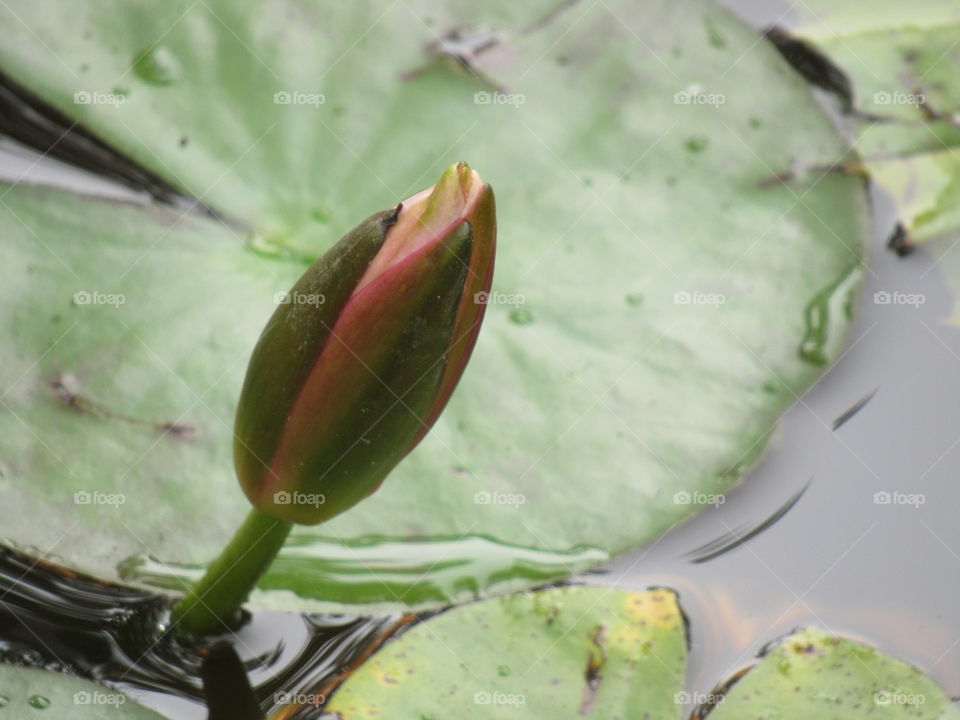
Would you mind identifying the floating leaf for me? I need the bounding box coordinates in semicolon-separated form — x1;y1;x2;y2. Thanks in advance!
785;1;960;247
709;626;960;720
324;586;686;719
0;0;867;610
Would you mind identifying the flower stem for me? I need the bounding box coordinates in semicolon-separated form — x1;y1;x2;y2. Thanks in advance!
171;508;292;636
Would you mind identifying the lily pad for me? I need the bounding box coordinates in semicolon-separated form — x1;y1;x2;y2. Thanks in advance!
324;585;687;719
787;1;960;246
709;626;960;720
0;0;868;610
0;663;165;719
316;589;958;719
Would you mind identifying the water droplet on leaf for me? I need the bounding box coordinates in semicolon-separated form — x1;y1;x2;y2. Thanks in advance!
28;695;51;709
509;308;534;326
704;17;726;47
132;46;180;86
799;264;861;366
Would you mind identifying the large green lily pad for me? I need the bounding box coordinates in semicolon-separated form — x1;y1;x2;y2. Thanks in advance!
0;664;165;719
0;0;868;610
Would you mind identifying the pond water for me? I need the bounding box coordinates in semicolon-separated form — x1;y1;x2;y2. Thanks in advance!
1;0;959;716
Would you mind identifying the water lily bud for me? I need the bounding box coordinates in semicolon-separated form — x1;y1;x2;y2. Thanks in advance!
235;162;496;524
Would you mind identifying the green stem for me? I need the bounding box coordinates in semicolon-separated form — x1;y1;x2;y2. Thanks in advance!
171;507;292;636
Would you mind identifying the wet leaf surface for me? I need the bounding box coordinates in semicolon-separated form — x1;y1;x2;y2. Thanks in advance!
787;1;960;247
324;585;687;719
707;626;960;720
0;663;166;718
0;0;867;609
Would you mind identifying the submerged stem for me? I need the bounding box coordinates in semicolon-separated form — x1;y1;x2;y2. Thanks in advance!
171;508;292;637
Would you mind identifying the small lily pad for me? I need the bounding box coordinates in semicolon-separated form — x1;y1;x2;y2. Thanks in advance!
324;585;687;719
709;626;960;719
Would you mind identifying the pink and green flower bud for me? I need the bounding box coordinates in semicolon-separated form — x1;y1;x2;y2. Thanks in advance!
234;162;496;525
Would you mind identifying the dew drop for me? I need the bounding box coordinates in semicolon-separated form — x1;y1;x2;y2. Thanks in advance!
684;136;709;153
798;264;861;366
132;46;180;86
704;18;726;48
497;664;511;676
625;293;644;307
27;695;50;709
509;308;534;326
0;695;9;707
